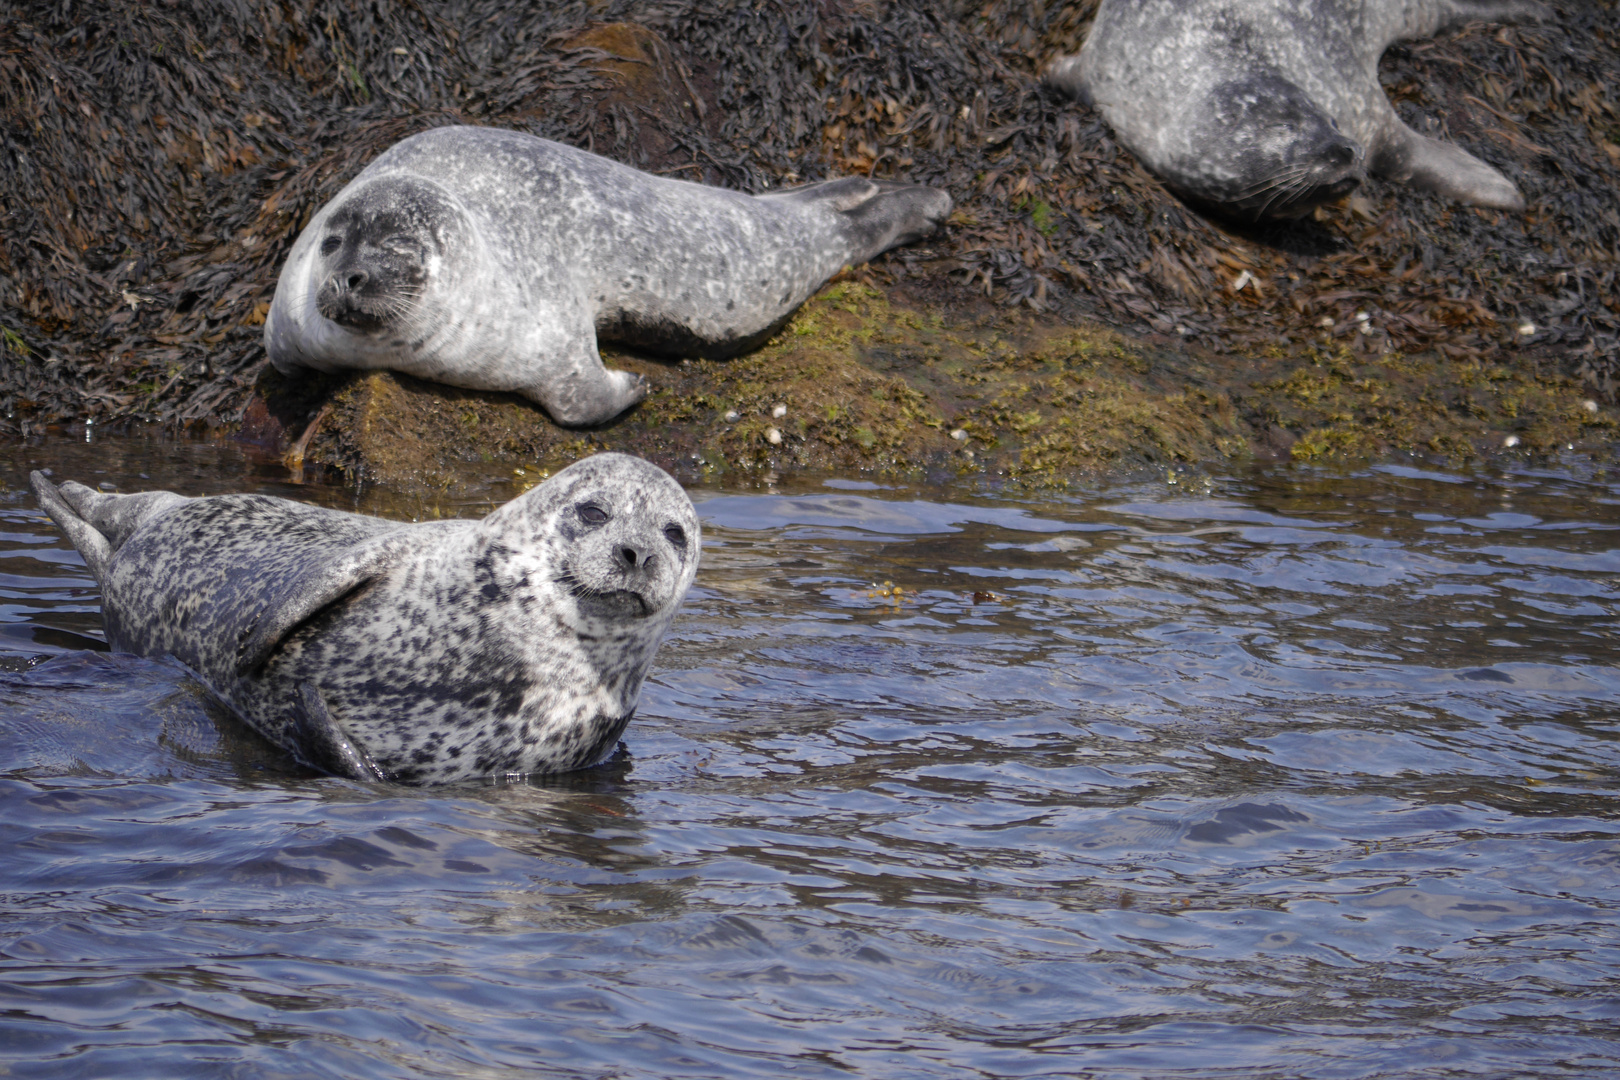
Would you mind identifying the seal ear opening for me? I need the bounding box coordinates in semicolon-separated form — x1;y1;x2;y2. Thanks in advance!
234;531;421;677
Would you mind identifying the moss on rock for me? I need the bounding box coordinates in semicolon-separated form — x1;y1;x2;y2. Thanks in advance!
252;272;1613;494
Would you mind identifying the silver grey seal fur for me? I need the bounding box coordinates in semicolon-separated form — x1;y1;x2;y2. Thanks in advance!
265;125;954;425
29;453;699;785
1045;0;1550;221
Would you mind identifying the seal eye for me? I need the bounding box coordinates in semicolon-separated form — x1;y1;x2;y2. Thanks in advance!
319;236;342;256
663;524;687;549
577;504;609;526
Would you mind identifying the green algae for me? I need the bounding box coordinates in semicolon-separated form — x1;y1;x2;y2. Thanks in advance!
271;278;1614;494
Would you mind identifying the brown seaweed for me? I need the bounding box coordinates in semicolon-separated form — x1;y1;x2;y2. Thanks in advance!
1;0;1615;439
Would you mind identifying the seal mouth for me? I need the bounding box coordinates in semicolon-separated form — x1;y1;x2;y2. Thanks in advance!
574;589;652;620
316;284;416;333
557;570;654;620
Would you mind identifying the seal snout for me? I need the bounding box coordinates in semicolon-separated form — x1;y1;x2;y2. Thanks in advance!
614;540;652;572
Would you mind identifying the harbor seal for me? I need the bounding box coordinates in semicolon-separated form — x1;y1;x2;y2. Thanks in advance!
1044;0;1550;221
29;453;700;785
265;125;954;425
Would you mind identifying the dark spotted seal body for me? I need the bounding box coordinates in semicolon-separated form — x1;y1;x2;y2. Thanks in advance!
265;125;954;425
1045;0;1549;221
30;454;699;785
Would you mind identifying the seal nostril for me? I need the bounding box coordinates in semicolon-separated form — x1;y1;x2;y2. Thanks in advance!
618;545;641;568
346;272;367;291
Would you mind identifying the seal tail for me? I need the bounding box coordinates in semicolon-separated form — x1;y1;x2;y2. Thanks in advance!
30;472;115;585
763;176;953;263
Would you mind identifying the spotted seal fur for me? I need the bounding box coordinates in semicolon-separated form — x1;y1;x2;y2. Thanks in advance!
1045;0;1550;221
29;453;699;784
265;125;953;425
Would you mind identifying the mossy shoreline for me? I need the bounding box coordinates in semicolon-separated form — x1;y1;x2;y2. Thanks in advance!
240;278;1614;494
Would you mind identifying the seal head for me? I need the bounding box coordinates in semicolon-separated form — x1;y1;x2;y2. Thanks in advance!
311;175;470;336
1176;76;1364;221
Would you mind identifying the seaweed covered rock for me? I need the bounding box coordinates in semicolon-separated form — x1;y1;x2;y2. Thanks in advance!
1;0;1616;479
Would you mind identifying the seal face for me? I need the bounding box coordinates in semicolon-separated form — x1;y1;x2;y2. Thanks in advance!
1045;0;1551;222
266;126;953;425
312;175;466;334
29;453;701;785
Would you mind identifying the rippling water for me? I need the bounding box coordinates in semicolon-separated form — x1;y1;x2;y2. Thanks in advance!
2;431;1617;1079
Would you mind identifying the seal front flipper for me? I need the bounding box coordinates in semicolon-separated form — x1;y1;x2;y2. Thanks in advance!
235;529;431;676
1042;53;1091;106
1375;127;1525;212
523;323;649;427
289;681;387;781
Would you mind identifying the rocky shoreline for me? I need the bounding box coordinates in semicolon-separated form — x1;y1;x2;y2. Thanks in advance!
3;2;1617;490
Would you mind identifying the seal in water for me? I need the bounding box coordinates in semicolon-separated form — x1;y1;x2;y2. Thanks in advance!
1044;0;1549;221
30;453;700;785
265;125;954;425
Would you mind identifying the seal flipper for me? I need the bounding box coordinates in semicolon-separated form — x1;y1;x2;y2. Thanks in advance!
31;472;115;584
289;681;387;781
761;176;953;259
54;482;189;551
235;530;428;676
1374;126;1525;212
1042;53;1091;106
1429;0;1552;36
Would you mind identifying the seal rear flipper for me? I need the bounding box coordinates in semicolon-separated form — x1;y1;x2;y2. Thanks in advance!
61;483;190;551
31;472;114;584
289;681;387;781
1431;0;1552;35
766;176;953;262
758;176;884;212
235;530;427;676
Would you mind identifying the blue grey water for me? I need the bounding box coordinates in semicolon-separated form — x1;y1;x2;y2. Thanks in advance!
2;430;1617;1079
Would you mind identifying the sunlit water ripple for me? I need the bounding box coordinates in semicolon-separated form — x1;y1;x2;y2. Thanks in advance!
1;433;1616;1079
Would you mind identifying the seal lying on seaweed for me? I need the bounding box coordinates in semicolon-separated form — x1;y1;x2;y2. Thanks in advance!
31;453;699;784
1045;0;1550;221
